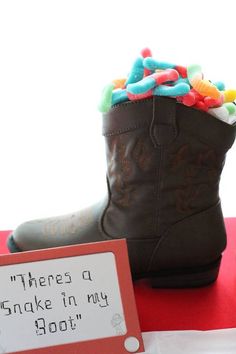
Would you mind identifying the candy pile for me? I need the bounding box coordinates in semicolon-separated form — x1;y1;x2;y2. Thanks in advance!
99;48;236;125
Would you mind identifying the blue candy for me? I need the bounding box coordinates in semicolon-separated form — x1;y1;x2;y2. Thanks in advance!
213;81;225;91
127;76;156;95
144;57;175;70
125;57;144;86
176;77;190;85
153;83;190;97
112;89;129;105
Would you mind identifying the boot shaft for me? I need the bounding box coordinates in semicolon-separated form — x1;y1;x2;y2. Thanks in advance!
103;97;236;238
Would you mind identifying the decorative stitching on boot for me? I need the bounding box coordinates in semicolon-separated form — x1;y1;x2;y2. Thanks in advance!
103;123;148;137
107;97;154;112
155;146;163;235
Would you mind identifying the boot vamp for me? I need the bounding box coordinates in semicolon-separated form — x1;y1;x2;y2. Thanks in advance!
12;200;106;251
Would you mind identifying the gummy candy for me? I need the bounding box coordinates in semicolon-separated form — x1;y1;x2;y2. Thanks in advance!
98;48;236;125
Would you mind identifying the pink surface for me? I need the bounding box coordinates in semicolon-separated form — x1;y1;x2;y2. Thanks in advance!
0;230;11;254
1;219;236;331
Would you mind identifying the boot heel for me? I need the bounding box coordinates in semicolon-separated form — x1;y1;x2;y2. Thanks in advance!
150;257;222;288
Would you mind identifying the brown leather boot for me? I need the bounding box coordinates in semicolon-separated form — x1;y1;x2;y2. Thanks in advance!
8;97;236;288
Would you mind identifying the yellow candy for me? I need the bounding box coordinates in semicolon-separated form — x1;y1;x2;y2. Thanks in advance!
223;90;236;103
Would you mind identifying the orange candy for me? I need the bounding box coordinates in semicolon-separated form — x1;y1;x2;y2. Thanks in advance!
112;78;127;89
191;77;221;100
187;65;221;100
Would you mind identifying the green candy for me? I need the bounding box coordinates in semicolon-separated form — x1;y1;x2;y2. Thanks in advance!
187;64;202;81
98;83;115;113
224;102;236;115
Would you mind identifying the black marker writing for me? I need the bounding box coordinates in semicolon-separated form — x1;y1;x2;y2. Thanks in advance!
35;314;82;336
87;292;109;308
0;296;52;316
10;272;72;291
61;292;78;308
82;270;92;281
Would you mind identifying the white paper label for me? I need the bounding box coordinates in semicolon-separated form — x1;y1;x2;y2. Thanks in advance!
0;252;127;353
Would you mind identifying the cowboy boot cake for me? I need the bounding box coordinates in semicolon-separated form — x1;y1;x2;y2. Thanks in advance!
8;49;236;288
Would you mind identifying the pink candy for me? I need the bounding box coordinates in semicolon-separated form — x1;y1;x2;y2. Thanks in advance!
141;48;153;77
177;89;224;113
127;90;153;101
153;69;179;85
204;95;224;108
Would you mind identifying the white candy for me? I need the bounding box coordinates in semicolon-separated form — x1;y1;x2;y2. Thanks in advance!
208;107;231;124
228;115;236;125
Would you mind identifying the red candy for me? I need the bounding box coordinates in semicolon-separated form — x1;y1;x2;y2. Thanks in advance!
141;48;153;77
194;101;208;112
127;90;153;101
144;69;151;78
175;65;187;78
153;69;179;85
204;95;224;108
141;48;152;58
178;89;203;107
182;92;197;106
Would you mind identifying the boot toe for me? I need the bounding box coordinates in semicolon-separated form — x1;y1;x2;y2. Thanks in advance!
8;218;53;252
7;201;107;253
